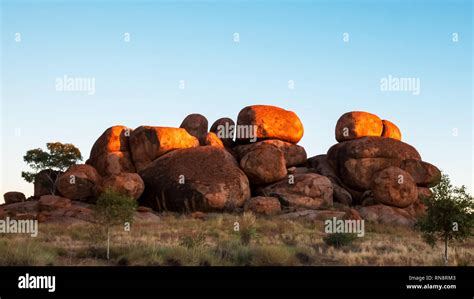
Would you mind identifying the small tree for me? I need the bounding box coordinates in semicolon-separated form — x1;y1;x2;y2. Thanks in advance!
93;189;137;260
22;142;82;195
416;174;474;264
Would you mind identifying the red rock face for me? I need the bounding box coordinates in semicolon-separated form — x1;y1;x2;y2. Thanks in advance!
239;143;288;185
236;105;304;144
358;204;416;227
234;139;307;168
381;119;402;140
57;164;102;201
335;111;383;142
87;126;136;176
258;173;333;210
327;137;421;191
400;159;441;187
139;146;251;213
129;126;200;172
99;173;145;200
244;196;281;215
371;167;418;208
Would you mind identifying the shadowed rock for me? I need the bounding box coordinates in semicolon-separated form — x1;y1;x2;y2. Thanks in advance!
400;159;441;187
358;204;416;227
180;113;208;145
210;117;235;147
3;192;26;204
235;139;307;167
238;143;287;185
327;137;421;190
34;169;63;197
371;166;418;208
258;173;333;210
57;164;102;201
99;173;145;200
139;146;250;213
244;196;281;215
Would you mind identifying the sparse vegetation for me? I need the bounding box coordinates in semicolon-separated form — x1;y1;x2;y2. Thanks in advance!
323;233;357;249
0;213;472;266
93;189;138;259
237;212;257;245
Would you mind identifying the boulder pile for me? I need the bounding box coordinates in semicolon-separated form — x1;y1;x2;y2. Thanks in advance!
2;106;441;227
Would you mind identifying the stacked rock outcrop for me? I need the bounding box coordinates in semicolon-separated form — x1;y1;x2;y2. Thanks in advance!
310;111;441;226
2;106;441;227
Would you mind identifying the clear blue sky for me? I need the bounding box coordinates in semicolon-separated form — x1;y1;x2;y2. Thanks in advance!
1;0;472;199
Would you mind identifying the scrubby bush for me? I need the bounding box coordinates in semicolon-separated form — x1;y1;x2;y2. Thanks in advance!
323;233;357;248
93;189;137;259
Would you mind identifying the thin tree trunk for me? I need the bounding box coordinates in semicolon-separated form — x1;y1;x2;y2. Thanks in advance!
107;228;110;260
444;235;448;265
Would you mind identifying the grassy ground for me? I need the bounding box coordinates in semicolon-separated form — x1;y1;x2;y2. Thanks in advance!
0;212;472;266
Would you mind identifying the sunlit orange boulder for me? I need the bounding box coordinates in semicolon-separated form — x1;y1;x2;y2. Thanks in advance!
210;117;235;147
236;105;304;144
335;111;383;142
381;119;402;140
129;126;199;172
91;125;131;152
87;126;136;176
205;132;224;147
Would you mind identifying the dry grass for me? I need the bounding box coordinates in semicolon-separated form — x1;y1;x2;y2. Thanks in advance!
0;212;472;266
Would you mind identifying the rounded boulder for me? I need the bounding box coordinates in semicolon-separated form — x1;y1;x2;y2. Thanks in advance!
381;119;402;140
371;166;418;208
139;147;251;213
129;126;199;172
180;113;209;145
239;143;288;185
244;196;281;215
57;164;102;200
236;105;304;144
335;111;383;142
100;173;145;200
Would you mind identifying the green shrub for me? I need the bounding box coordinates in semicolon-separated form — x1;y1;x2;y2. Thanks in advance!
323;233;357;248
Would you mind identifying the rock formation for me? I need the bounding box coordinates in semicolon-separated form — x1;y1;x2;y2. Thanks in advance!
2;106;442;227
